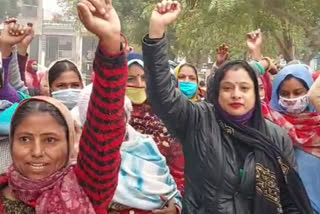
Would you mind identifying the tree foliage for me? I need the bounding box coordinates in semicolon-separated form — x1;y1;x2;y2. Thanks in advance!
0;0;19;20
58;0;320;64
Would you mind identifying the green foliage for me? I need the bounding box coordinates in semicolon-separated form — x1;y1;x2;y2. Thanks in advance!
58;0;320;64
0;0;19;20
174;0;320;63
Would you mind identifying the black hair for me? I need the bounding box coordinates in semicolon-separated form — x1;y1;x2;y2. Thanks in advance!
48;60;81;88
11;100;69;148
27;87;40;96
207;60;260;106
199;80;206;87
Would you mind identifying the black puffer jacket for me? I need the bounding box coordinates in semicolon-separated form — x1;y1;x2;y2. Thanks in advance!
142;36;301;214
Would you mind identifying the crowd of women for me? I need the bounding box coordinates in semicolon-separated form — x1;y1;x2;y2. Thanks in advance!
0;0;319;213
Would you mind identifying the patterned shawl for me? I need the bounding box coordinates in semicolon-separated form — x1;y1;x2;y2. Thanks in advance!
0;96;95;214
263;104;320;158
110;125;181;211
129;103;185;195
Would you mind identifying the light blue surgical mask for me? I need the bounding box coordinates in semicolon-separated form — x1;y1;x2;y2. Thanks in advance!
52;88;82;110
179;81;197;99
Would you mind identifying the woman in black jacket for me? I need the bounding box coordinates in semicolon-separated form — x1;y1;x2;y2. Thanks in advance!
141;1;313;213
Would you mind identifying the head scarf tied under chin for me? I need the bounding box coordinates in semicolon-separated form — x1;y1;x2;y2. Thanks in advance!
270;64;314;113
207;60;313;214
6;96;95;214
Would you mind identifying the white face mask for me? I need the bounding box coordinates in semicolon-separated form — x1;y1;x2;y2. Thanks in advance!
52;88;82;110
31;64;38;71
278;95;309;114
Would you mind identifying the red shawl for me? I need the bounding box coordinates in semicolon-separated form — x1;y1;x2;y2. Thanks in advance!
262;104;320;158
0;165;95;214
313;71;320;81
130;103;185;195
25;59;40;89
261;72;272;103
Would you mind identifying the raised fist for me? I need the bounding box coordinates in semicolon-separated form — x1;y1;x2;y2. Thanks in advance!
216;43;229;67
149;0;181;39
0;18;28;47
246;29;262;52
77;0;121;53
77;0;120;39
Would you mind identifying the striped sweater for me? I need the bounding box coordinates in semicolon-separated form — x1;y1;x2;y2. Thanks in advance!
74;47;127;214
0;47;127;214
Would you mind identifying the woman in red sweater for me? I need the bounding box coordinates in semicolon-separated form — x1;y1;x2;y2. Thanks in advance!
0;0;127;213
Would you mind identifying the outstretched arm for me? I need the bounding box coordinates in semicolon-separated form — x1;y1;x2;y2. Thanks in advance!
8;47;29;94
143;0;200;142
0;19;31;95
74;1;127;214
0;19;31;102
16;22;35;86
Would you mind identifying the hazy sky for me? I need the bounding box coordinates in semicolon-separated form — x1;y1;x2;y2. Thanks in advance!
43;0;61;12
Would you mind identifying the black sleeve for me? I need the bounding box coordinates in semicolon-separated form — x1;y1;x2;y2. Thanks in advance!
266;120;302;213
281;132;296;168
142;35;200;143
280;185;302;214
279;128;301;213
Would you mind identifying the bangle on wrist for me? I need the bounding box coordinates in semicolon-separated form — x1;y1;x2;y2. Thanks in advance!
262;57;272;71
251;61;265;75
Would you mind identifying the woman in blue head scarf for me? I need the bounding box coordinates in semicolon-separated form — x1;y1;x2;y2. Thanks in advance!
269;64;314;113
264;64;320;213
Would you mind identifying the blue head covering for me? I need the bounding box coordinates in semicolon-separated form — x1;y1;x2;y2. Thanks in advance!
127;52;144;68
270;64;314;113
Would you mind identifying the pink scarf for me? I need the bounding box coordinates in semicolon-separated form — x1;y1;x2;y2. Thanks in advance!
2;97;96;214
25;59;40;90
7;165;95;214
263;104;320;158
